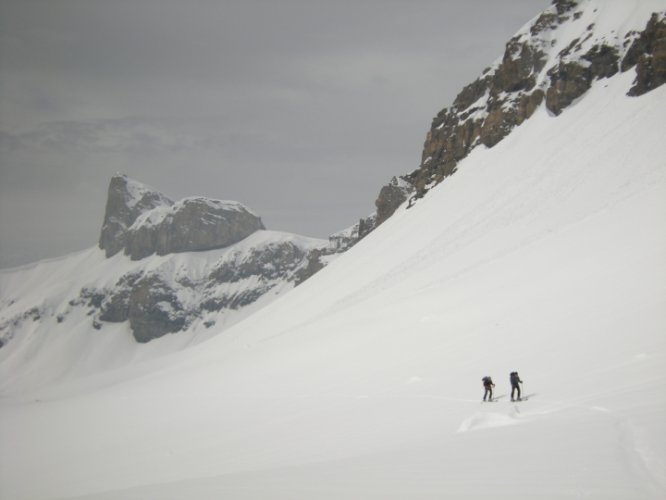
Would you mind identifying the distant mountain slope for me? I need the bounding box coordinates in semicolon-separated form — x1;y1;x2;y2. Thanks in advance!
0;175;331;387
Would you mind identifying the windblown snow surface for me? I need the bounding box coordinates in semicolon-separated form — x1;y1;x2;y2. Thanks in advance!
2;40;666;500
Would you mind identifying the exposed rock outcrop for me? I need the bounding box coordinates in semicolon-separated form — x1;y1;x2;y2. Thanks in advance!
125;197;265;260
89;231;328;343
99;175;173;258
624;13;666;96
545;42;620;115
327;176;414;252
128;275;187;343
375;177;415;226
99;175;266;260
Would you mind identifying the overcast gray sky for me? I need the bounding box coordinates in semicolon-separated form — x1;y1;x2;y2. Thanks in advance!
0;0;547;268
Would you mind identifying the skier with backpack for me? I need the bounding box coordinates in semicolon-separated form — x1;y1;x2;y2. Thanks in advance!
510;371;523;401
482;376;495;402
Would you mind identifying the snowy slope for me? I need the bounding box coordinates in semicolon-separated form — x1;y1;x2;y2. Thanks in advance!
1;55;664;500
0;230;327;391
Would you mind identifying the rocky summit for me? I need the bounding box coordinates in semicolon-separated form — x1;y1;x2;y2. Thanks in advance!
100;175;265;260
99;174;173;258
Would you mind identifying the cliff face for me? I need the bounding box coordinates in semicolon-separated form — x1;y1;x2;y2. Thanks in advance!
366;0;666;216
98;175;173;258
99;175;265;260
624;12;666;95
124;197;265;260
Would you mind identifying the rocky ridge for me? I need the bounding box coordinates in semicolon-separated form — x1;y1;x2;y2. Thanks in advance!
0;230;328;345
362;0;666;222
100;174;265;260
97;231;326;343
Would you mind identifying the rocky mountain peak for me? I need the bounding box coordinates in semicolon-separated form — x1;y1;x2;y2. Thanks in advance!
98;175;266;260
99;174;173;258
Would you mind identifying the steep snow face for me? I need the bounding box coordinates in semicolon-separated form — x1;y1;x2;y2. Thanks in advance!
0;230;328;390
1;58;664;500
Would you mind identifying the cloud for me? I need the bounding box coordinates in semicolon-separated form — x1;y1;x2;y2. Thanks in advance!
1;118;219;154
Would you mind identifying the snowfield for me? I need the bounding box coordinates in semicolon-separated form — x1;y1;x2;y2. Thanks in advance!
2;30;666;500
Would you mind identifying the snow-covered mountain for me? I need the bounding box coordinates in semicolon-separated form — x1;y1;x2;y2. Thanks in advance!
0;229;328;388
1;1;665;499
0;175;331;387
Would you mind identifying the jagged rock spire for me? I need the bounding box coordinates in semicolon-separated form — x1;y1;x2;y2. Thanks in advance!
99;174;174;258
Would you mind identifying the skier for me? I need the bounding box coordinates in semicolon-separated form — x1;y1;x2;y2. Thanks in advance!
482;376;495;402
510;371;523;401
